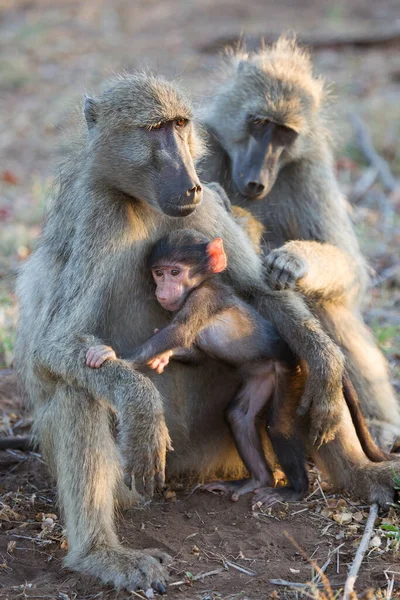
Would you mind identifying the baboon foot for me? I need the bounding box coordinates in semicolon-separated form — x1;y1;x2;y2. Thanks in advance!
65;546;172;592
115;480;146;510
351;461;400;507
367;421;400;453
202;477;270;502
252;486;305;507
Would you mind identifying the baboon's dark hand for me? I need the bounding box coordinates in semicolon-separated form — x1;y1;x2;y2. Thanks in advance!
265;247;308;290
299;392;342;448
121;417;173;498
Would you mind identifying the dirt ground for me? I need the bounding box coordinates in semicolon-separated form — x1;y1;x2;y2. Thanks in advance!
1;0;400;598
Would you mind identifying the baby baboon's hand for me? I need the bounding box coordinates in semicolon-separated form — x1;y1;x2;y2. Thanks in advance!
265;247;307;290
86;345;117;368
147;351;173;374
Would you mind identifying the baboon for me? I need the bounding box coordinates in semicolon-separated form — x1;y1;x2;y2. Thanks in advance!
16;73;400;592
199;36;400;448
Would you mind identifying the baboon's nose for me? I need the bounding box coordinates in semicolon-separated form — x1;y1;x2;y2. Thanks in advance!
244;181;265;197
185;184;202;205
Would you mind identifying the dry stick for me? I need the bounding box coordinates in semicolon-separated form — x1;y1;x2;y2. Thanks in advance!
350;113;398;193
343;502;379;600
169;567;225;588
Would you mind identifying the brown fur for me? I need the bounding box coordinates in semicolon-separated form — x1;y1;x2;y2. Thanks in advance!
15;72;400;591
199;35;400;449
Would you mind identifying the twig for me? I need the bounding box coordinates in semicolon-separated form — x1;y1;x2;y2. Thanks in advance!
350;166;378;203
284;532;334;598
316;477;328;507
350;113;398;192
269;579;309;588
343;502;379;599
223;560;256;576
314;542;345;584
371;264;400;288
201;23;400;54
169;567;225;587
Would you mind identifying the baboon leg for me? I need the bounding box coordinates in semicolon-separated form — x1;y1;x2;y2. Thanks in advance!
312;395;400;507
39;385;171;592
253;365;309;506
325;305;400;450
202;363;276;501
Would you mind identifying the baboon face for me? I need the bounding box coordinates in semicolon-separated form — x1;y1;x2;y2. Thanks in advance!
207;48;324;200
230;117;298;199
84;75;203;217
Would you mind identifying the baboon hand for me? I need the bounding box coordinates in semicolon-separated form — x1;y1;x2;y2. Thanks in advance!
265;247;308;290
120;414;173;497
297;390;342;447
86;345;117;368
147;351;173;374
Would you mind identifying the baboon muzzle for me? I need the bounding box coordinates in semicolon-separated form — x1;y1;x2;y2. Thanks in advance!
159;165;203;217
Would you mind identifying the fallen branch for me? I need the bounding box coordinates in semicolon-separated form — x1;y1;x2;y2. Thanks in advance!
200;24;400;54
350;113;398;192
350;166;378;203
343;502;379;599
169;567;225;587
223;559;256;576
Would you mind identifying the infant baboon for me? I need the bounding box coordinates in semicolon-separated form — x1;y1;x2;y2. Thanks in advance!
16;72;400;592
87;229;309;505
199;35;400;448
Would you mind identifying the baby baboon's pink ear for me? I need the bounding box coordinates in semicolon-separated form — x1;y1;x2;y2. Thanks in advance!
206;238;227;273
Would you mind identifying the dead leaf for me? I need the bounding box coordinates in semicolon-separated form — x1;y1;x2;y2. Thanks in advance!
1;170;18;185
353;511;364;523
164;490;176;501
7;541;16;554
369;535;382;548
332;511;352;525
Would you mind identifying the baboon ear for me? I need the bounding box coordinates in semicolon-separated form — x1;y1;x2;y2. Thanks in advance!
206;238;227;274
83;94;98;130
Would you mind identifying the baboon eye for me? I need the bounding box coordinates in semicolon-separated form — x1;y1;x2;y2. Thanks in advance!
175;118;187;128
154;270;163;277
253;118;271;128
171;269;181;276
151;122;165;130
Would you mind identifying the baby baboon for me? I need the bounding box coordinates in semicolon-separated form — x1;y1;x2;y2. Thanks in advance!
16;73;400;591
87;228;309;505
199;35;400;448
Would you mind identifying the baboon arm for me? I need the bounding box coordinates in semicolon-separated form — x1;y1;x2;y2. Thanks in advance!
267;240;365;304
127;284;227;364
171;346;206;363
34;334;163;412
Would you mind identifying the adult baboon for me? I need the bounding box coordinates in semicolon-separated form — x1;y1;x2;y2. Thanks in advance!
16;73;399;592
199;36;400;448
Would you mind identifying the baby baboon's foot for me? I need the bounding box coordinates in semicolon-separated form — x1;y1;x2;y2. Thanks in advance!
65;546;172;593
252;486;305;507
202;477;269;502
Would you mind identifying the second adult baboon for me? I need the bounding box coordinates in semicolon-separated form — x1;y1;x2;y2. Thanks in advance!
199;36;400;448
16;73;400;592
